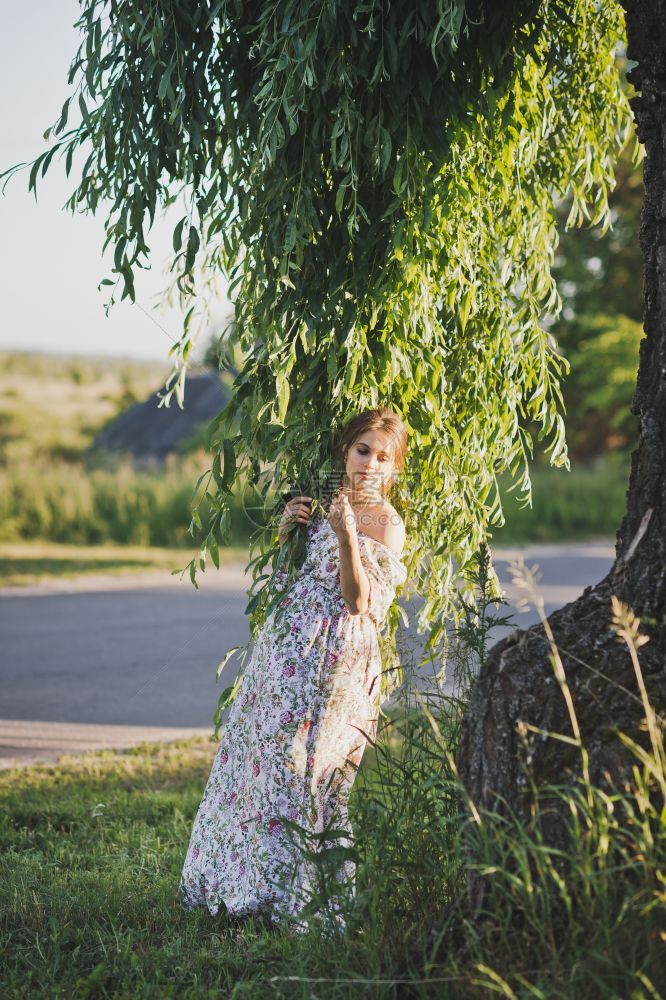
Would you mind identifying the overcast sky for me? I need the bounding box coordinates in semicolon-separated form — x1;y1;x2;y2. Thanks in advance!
0;2;231;362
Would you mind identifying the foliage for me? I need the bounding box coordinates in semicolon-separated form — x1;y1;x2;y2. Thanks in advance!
491;450;632;544
543;70;646;460
0;1;635;702
554;312;643;458
552;125;644;328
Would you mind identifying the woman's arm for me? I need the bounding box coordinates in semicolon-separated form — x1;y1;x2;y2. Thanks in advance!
328;492;371;615
337;531;370;615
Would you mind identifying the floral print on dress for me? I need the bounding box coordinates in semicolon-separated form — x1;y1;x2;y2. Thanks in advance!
178;516;407;932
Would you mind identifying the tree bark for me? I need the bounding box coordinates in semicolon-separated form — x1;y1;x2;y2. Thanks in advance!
456;0;666;876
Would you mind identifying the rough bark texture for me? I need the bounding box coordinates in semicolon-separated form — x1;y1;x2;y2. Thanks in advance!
456;0;666;875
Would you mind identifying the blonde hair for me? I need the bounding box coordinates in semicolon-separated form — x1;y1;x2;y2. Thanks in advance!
336;407;408;499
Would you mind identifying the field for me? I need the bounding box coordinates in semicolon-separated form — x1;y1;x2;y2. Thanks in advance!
0;350;172;466
0;349;628;589
0;351;255;584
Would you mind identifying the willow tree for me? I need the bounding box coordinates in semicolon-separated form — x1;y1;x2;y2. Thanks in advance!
457;0;666;849
2;4;642;734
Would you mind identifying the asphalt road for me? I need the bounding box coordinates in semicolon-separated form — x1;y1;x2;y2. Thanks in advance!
0;540;616;766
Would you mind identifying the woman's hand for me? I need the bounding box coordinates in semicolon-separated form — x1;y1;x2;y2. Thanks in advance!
278;495;312;545
328;491;357;543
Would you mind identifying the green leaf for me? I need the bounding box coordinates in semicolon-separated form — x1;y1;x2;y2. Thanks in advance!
28;153;46;195
173;216;187;252
327;350;338;381
335;181;346;216
221;439;236;491
54;97;71;136
276;372;290;423
78;93;92;129
459;287;473;332
120;261;135;302
215;674;243;711
158;61;173;102
216;646;242;682
380;127;392;176
284;217;296;252
185;225;200;271
212;451;223;489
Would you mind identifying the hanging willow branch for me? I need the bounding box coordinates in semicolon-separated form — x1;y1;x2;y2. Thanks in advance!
0;0;634;710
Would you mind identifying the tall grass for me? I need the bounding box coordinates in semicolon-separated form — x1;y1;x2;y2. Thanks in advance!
0;453;630;551
0;348;632;551
0;456;258;548
1;550;663;997
490;452;630;544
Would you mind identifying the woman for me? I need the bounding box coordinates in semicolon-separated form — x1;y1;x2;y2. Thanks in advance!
179;407;408;933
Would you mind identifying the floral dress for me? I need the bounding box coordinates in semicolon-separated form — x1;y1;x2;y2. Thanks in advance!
178;515;407;932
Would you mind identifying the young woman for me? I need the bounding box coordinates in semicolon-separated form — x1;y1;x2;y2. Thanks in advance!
179;407;408;933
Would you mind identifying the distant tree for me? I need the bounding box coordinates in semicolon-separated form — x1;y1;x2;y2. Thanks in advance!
554;312;642;459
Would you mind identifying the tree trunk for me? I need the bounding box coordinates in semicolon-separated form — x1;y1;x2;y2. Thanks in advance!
456;0;666;871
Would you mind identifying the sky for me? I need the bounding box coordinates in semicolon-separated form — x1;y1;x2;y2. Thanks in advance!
0;2;231;363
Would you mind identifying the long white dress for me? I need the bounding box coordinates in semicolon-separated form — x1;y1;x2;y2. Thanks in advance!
178;515;407;932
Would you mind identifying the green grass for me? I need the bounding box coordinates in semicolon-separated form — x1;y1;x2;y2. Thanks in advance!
1;564;664;998
1;737;305;998
0;456;261;550
0;349;633;553
0;453;627;558
1;728;454;999
490;453;630;544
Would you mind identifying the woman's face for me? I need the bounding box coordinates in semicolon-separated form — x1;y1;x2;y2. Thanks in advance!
342;429;395;501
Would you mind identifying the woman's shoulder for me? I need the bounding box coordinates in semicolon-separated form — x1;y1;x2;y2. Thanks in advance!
356;501;405;557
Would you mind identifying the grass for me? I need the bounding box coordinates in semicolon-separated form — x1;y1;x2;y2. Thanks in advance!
0;714;467;999
1;554;664;998
0;349;261;559
0;453;625;567
0;350;171;465
0;736;294;998
490;452;630;545
0;455;260;550
2;727;453;998
0;541;249;588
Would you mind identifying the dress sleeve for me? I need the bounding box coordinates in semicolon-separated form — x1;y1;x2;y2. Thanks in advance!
358;537;408;628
